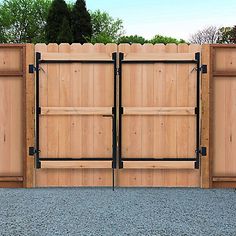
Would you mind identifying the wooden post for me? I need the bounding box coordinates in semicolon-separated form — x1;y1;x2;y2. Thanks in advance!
25;44;35;187
200;44;211;188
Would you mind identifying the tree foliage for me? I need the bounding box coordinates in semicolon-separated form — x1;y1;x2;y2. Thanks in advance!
90;10;124;43
71;0;92;43
57;17;73;43
0;0;51;43
218;26;236;44
149;35;186;44
189;26;220;44
45;0;72;43
118;35;147;44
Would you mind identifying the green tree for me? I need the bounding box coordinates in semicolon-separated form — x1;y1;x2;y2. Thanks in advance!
57;17;73;43
71;0;92;43
45;0;72;43
219;26;236;44
0;0;51;43
118;35;147;44
149;35;186;44
90;10;124;43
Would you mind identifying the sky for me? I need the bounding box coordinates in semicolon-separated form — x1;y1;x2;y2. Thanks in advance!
86;0;236;40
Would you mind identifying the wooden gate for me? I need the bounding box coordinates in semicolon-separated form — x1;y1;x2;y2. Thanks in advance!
27;43;207;188
117;44;202;187
33;43;117;187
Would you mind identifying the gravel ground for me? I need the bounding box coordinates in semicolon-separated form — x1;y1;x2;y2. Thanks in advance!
0;188;236;236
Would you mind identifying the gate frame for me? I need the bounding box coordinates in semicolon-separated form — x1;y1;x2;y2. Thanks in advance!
24;43;214;188
28;50;118;188
118;51;206;170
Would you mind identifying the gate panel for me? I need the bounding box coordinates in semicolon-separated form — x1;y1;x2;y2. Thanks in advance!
118;43;201;187
35;43;116;187
211;45;236;187
0;45;26;187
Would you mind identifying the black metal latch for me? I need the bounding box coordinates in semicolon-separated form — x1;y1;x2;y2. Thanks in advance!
29;147;40;156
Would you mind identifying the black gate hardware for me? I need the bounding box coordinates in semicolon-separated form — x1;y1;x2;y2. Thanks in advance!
118;52;202;170
195;64;207;73
195;147;207;156
29;147;40;156
29;64;36;73
200;147;207;156
200;65;207;74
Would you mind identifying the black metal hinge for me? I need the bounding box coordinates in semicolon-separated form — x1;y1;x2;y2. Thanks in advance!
201;65;207;74
29;147;40;156
29;64;37;74
120;107;124;114
196;147;207;156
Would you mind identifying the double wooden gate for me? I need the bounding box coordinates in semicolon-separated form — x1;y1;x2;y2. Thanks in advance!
30;43;205;187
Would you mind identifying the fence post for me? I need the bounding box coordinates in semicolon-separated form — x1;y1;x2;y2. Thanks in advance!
25;44;35;187
201;44;211;188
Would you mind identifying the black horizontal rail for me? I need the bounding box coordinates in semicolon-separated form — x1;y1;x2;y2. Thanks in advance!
39;60;114;64
121;60;198;64
122;158;197;162
39;158;113;161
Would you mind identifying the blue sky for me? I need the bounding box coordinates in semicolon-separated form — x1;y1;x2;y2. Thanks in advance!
85;0;236;40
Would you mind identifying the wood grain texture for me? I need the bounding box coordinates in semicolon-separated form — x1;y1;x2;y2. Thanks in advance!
0;45;25;179
118;43;200;187
201;44;211;188
41;52;112;61
25;44;35;187
123;107;195;115
35;43;117;187
124;52;196;61
123;161;195;169
40;107;112;115
212;45;236;183
41;161;112;169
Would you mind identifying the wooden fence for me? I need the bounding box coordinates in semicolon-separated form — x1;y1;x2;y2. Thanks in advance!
0;44;26;187
0;43;236;188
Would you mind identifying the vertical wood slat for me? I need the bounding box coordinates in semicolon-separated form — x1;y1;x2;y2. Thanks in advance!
201;45;211;188
25;44;35;187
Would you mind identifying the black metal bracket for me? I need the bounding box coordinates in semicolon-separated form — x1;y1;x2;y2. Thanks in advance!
29;64;37;74
29;147;40;156
200;147;207;156
200;65;207;74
